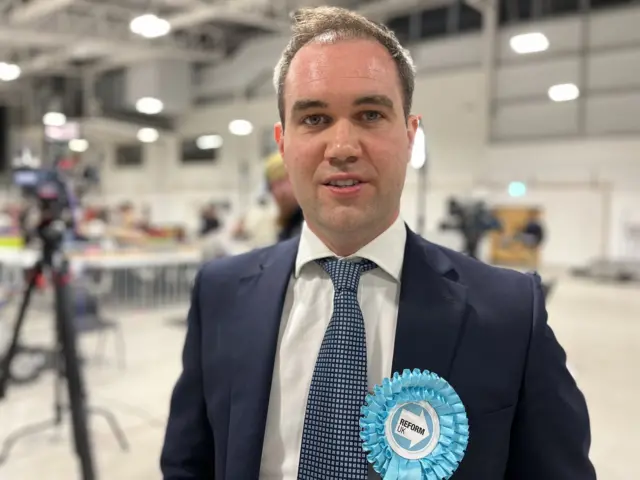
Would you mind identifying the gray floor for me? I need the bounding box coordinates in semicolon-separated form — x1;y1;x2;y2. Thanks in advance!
0;272;638;479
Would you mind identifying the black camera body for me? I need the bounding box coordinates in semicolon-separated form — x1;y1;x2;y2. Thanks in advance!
14;165;70;206
12;161;80;248
440;197;502;259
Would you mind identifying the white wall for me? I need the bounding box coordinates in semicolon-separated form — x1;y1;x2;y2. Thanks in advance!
93;134;244;232
80;96;281;232
484;138;640;265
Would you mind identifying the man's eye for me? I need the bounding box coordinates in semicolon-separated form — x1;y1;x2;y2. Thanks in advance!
302;115;328;126
361;111;382;122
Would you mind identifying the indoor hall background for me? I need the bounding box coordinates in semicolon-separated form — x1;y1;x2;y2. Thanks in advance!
0;0;639;479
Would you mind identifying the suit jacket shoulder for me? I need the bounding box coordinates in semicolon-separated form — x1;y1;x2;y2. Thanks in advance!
426;240;540;328
199;237;298;286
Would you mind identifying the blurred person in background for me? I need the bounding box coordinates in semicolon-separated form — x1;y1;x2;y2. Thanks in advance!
199;203;222;237
107;202;148;246
114;201;137;228
77;206;110;242
230;151;303;249
138;203;153;231
161;6;595;480
265;151;304;241
520;209;545;248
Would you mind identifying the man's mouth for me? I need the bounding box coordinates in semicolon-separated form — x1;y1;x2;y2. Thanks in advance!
325;179;361;188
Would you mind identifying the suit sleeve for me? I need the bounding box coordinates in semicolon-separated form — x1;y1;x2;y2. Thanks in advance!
160;269;215;479
505;273;597;480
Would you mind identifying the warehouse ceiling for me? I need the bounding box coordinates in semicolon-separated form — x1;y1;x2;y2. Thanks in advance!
0;0;635;126
0;0;456;78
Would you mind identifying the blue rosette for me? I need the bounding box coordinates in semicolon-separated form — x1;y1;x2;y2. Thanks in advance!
360;368;469;480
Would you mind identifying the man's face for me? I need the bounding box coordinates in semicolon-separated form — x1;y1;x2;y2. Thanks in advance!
275;39;419;240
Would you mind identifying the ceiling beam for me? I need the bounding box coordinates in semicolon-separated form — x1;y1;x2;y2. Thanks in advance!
166;1;290;33
357;0;457;21
8;0;77;24
0;23;223;75
465;0;493;13
166;0;459;34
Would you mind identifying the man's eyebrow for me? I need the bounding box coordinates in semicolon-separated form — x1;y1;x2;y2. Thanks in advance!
291;99;328;114
353;95;394;109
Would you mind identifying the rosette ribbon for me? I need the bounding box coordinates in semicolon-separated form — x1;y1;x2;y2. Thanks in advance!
360;368;469;480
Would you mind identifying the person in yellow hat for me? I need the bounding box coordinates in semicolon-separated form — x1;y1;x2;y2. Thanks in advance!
264;151;304;241
228;151;303;250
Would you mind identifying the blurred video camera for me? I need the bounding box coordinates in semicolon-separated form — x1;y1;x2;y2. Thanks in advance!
11;145;99;246
441;198;501;231
440;197;502;258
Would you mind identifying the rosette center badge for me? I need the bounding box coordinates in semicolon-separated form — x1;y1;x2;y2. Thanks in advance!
386;401;440;460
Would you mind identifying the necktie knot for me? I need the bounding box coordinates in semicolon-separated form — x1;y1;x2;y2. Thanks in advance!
317;257;377;292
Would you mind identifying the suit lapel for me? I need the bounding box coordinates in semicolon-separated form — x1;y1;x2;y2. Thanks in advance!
392;229;469;381
225;238;298;479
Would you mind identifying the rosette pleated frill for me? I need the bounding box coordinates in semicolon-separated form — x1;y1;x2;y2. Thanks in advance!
360;369;469;480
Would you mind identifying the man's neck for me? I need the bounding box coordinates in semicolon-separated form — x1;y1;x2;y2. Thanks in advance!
308;211;399;257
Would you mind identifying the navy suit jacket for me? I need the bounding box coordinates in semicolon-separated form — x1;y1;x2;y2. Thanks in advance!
161;227;596;479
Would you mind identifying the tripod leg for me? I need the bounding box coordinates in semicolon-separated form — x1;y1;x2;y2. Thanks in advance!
0;261;43;399
94;329;107;366
0;418;57;466
87;406;130;451
54;350;65;426
53;260;97;480
115;326;126;370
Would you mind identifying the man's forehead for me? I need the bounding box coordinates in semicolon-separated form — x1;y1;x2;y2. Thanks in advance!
284;39;402;102
287;39;396;83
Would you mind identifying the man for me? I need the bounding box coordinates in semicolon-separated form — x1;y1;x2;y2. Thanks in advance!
520;209;545;249
199;203;222;237
161;7;595;480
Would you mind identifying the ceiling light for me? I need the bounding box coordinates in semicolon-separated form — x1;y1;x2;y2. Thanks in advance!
196;134;223;150
510;32;549;54
0;62;21;82
130;14;171;39
508;181;527;197
228;119;253;137
43;112;66;127
136;97;164;115
548;83;579;102
69;139;89;153
410;124;426;170
137;127;159;143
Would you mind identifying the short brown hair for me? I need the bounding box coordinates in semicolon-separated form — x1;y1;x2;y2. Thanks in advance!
273;6;416;127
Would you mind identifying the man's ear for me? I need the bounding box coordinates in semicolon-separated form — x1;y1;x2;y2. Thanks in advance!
407;114;421;152
274;122;285;161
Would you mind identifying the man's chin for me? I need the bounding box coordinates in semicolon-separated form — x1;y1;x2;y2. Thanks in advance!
320;208;370;233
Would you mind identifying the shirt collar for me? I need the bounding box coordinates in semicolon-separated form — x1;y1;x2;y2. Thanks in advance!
295;215;407;282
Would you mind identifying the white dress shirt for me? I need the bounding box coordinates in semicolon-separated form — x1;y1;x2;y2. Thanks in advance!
259;215;407;479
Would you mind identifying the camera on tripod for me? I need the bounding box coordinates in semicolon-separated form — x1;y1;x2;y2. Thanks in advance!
11;147;99;248
440;197;502;259
0;146;124;480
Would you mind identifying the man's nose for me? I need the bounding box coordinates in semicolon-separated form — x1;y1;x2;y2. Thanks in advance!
325;119;361;163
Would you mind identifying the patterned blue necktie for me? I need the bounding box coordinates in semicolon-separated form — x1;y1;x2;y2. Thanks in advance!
297;257;378;480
